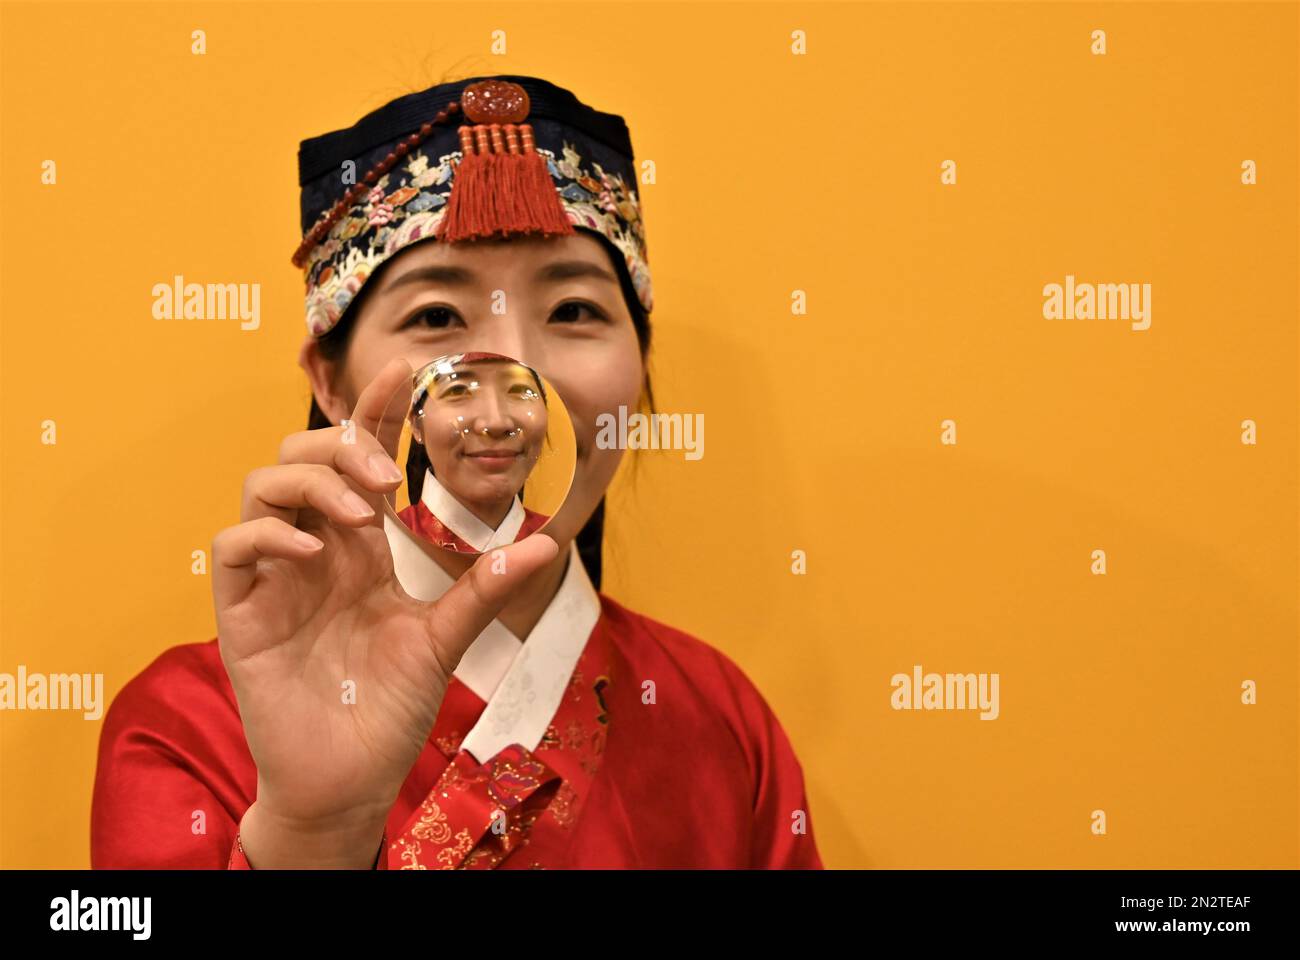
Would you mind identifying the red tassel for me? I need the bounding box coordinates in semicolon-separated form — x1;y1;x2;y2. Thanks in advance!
437;149;493;241
501;151;537;232
514;151;573;236
437;125;573;242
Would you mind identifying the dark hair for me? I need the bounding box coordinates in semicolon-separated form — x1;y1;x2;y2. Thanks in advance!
306;232;654;589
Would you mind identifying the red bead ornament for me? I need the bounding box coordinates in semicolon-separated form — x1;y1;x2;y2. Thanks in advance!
290;100;462;268
435;80;572;243
461;80;530;125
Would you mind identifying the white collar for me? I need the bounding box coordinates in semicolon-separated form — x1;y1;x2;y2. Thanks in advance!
383;511;601;763
419;469;526;552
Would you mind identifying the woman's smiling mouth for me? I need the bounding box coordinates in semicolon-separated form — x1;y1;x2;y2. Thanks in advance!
463;448;524;470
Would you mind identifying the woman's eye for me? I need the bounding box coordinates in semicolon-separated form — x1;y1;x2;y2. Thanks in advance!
549;300;605;324
405;306;463;330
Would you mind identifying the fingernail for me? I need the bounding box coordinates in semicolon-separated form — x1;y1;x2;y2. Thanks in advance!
294;531;324;550
368;452;403;483
340;490;375;518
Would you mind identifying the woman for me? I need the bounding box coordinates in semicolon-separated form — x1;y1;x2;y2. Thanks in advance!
91;74;823;869
397;352;553;554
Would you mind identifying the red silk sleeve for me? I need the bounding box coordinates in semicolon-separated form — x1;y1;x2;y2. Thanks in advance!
93;643;396;870
712;649;825;869
749;710;824;869
91;644;257;869
227;832;389;870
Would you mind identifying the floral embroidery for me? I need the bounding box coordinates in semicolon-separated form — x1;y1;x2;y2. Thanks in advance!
538;723;562;750
303;140;652;336
438;759;489;795
548;781;578;828
436;828;475;869
434;729;465;755
409;796;452;845
579;732;605;777
563;719;586;751
388;744;562;870
385;626;615;868
486;755;551;808
394;837;427;870
462;847;494;869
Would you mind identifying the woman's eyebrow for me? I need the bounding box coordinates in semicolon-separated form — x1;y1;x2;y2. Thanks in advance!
537;260;618;285
385;264;477;291
383;259;615;291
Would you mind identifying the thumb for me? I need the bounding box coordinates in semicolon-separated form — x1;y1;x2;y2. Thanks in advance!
423;533;561;673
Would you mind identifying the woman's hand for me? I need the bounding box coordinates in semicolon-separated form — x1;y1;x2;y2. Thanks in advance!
211;357;558;867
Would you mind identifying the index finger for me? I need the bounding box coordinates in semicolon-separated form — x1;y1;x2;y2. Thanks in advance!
350;355;413;455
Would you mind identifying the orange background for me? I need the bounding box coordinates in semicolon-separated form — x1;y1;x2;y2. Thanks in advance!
1;1;1296;869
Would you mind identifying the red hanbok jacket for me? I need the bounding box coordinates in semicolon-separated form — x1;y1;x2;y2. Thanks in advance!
91;533;823;870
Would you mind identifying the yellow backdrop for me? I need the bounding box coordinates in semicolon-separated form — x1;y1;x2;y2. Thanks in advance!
1;0;1295;869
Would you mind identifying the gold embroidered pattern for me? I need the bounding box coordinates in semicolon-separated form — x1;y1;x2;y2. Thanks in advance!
410;796;452;845
434;730;464;756
436;828;475;869
395;836;428;870
548;780;577;828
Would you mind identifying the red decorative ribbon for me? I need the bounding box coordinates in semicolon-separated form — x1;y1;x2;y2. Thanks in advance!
389;743;562;870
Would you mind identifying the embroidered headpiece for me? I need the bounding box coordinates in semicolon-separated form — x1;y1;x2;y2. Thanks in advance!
294;75;652;337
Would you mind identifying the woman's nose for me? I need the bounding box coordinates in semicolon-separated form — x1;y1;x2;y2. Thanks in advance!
467;388;519;438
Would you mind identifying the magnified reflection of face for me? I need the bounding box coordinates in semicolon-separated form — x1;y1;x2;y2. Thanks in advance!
416;360;549;528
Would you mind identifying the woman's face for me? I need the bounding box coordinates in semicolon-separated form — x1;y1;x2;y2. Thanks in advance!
418;360;550;520
304;231;645;550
